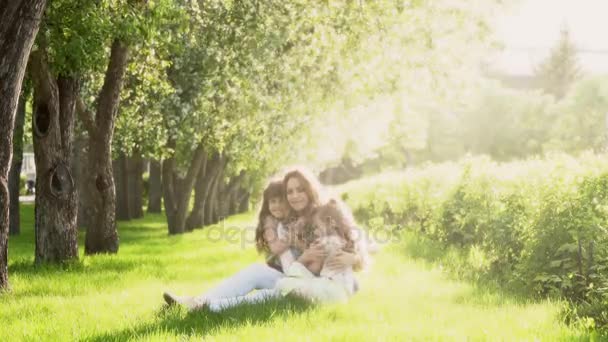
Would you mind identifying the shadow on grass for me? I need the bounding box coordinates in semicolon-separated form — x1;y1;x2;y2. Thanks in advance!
394;231;540;306
85;296;315;341
8;257;142;276
394;231;606;339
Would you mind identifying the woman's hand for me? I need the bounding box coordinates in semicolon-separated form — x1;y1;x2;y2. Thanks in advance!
297;241;327;265
324;250;359;271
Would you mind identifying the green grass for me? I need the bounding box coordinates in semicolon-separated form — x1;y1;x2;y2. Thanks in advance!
0;204;601;341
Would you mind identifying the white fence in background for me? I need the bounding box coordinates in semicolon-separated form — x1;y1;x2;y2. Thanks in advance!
21;152;36;181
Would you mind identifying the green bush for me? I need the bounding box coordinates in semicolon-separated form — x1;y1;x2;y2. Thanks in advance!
337;153;608;331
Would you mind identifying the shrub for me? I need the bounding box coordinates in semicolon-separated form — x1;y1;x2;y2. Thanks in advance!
337;154;608;331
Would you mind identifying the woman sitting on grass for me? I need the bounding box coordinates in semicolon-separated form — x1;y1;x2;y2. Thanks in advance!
163;167;368;311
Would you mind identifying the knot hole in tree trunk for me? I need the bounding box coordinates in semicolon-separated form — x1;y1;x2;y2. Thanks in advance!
48;163;74;199
95;174;110;192
34;102;51;137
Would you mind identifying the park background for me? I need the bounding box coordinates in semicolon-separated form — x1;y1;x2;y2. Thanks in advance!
2;0;608;340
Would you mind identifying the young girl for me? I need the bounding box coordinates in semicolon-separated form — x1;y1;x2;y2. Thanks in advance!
255;181;299;272
275;199;363;302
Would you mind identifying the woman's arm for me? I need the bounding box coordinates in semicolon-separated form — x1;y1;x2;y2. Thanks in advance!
296;242;326;275
263;227;290;256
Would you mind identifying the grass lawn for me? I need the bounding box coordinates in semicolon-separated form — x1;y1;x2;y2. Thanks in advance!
0;204;600;341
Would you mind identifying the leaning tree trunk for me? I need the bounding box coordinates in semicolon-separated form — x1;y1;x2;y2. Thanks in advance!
127;152;143;219
29;50;80;263
162;142;206;234
147;159;162;213
0;0;48;289
9;90;27;235
79;39;129;254
114;153;130;221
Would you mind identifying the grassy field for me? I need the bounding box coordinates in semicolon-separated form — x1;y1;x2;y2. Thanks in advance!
0;204;601;341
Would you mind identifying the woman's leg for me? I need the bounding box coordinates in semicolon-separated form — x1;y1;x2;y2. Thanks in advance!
195;263;284;302
206;289;281;312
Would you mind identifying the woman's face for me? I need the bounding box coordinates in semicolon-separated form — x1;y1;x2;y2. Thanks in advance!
268;197;287;220
286;176;310;213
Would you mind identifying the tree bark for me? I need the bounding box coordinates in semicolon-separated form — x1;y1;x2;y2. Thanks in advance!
185;153;224;230
147;159;162;213
114;153;130;220
29;50;79;264
215;177;227;221
237;189;250;213
9;90;27;235
204;163;224;225
162;142;206;234
80;39;129;254
224;171;245;216
0;0;48;288
127;152;143;219
73;132;89;229
227;189;238;216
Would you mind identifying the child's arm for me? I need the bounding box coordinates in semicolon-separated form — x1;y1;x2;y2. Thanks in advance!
324;229;368;271
325;250;360;270
262;217;290;256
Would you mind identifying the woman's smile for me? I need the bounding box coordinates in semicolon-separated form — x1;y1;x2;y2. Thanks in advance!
286;177;310;212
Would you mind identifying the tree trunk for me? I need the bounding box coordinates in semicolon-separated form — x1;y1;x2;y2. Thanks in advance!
237;189;250;213
147;159;162;213
127;152;143;219
186;153;224;230
216;178;228;220
227;189;238;216
202;156;226;226
114;153;130;220
30;50;79;264
220;174;241;219
162;142;206;234
204;166;223;225
0;0;47;291
73;132;89;229
81;39;129;254
9;90;27;235
223;171;245;217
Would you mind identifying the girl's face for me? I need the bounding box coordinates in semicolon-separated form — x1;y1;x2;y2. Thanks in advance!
286;176;310;213
268;197;287;219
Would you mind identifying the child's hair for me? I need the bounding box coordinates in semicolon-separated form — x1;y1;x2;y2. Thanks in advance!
255;180;285;254
311;199;356;253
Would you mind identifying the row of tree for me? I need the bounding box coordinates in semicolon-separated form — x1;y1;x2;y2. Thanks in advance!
0;0;501;291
